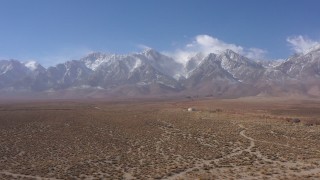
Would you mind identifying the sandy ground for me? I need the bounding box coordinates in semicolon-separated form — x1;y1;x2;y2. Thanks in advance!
0;97;320;179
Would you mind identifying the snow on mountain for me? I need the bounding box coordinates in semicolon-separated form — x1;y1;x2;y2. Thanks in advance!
24;61;40;71
135;49;184;79
186;53;237;84
85;49;183;91
277;47;320;79
185;52;206;78
45;60;93;90
217;49;265;83
1;47;320;98
0;60;28;75
0;60;37;90
80;49;183;77
81;52;115;70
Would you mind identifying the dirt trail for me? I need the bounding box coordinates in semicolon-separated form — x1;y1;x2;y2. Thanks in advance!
166;122;250;179
168;122;320;179
237;124;320;178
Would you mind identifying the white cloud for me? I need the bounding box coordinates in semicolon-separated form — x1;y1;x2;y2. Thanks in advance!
189;35;244;54
287;35;320;54
245;48;267;60
166;34;267;65
137;44;152;50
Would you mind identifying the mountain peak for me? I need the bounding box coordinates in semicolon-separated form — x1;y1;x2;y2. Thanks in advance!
24;61;42;71
225;49;237;54
207;53;218;59
222;49;241;59
142;47;155;53
82;52;105;61
141;48;160;57
1;47;320;98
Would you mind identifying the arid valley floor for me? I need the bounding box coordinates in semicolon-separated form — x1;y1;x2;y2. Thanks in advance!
0;97;320;179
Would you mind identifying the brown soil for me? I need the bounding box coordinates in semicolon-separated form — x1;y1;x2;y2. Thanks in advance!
0;97;320;179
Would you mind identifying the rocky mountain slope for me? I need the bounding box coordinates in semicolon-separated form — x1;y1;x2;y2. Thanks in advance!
1;48;320;98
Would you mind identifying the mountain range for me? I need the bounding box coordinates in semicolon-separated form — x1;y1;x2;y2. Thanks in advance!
1;48;320;99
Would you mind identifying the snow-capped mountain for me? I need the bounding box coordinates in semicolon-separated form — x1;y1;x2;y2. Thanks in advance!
1;47;320;98
277;48;320;79
0;60;33;89
212;49;264;83
82;49;183;91
185;52;206;78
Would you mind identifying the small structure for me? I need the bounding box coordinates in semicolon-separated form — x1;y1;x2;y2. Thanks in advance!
187;107;195;112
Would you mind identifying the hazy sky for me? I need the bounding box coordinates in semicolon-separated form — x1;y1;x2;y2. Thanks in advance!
1;0;320;66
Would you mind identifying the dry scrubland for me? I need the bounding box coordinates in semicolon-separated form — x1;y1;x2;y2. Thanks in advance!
0;97;320;179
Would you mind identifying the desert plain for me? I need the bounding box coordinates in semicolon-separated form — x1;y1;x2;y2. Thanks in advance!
0;97;320;179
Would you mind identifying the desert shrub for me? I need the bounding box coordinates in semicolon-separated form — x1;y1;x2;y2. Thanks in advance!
286;118;300;123
209;108;223;113
304;119;320;126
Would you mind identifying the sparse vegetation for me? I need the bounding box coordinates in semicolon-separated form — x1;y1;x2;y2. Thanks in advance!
0;98;320;179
